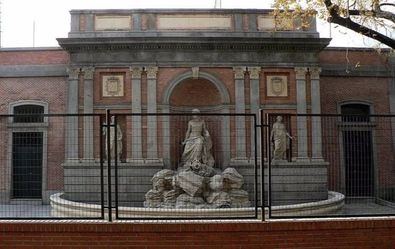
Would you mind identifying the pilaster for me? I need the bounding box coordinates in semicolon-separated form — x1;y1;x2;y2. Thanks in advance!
66;67;80;160
295;67;308;160
310;67;323;160
233;66;247;159
82;67;94;160
248;67;261;159
130;67;143;159
146;66;159;159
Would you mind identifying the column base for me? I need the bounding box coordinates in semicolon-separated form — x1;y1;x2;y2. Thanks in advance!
296;157;311;163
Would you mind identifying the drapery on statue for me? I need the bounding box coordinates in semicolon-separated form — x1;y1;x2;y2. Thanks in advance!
270;115;292;161
103;116;123;161
180;109;215;171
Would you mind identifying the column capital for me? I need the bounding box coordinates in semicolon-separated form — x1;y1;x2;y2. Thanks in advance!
294;67;308;80
233;66;247;79
309;67;322;80
130;66;143;79
145;66;159;79
82;67;95;80
248;67;261;80
67;67;80;80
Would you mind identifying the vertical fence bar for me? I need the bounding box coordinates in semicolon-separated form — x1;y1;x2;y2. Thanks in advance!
266;113;272;218
259;109;265;221
100;115;105;219
114;115;119;220
253;114;258;219
106;109;112;222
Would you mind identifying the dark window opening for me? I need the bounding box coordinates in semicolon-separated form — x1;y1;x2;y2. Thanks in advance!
13;105;44;123
341;104;370;122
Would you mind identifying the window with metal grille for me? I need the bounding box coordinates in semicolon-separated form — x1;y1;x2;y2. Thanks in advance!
13;105;44;123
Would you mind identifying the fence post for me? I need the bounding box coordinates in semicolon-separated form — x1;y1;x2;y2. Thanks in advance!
106;109;112;222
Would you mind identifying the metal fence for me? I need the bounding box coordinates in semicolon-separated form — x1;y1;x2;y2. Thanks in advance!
0;113;105;219
0;110;394;220
110;112;259;220
0;111;259;220
263;112;395;218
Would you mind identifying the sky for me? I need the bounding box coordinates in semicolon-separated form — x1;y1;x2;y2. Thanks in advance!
0;0;382;48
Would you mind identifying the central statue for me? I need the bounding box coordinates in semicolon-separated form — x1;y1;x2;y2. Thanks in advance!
144;108;251;209
180;109;215;172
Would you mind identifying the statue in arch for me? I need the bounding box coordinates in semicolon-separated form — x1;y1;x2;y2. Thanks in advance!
180;109;215;175
270;115;292;161
103;116;123;161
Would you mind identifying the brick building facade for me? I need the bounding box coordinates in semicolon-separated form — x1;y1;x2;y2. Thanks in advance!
0;9;394;209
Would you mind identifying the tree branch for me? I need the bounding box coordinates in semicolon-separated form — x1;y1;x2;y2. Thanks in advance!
324;0;395;48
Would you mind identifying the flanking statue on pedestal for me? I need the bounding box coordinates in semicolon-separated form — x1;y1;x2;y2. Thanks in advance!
103;116;123;161
270;115;292;161
144;109;251;209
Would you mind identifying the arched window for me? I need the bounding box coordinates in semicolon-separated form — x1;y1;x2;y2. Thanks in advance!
13;105;45;123
341;103;371;122
9;100;48;124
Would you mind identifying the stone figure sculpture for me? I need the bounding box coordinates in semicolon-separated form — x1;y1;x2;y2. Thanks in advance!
270;115;292;160
180;109;215;176
144;109;251;209
103;116;123;161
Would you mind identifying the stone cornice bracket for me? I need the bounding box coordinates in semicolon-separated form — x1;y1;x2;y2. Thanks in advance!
145;66;159;79
233;66;247;79
130;66;143;79
67;67;80;80
309;67;322;80
248;67;261;80
294;67;308;80
192;66;199;79
82;67;95;80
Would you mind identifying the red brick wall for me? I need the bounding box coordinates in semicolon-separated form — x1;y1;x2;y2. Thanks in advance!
0;50;69;65
0;219;394;248
0;77;67;191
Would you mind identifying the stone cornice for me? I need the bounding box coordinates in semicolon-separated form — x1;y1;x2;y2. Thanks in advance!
57;37;330;53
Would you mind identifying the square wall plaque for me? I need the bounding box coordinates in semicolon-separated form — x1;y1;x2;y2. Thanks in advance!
102;75;124;97
266;75;288;97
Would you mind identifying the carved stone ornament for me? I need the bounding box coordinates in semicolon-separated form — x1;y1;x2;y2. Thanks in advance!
82;67;95;80
130;67;143;79
233;66;246;79
248;67;261;80
267;75;288;97
67;67;80;80
192;67;199;79
102;75;124;97
146;66;159;79
309;67;322;80
294;67;308;80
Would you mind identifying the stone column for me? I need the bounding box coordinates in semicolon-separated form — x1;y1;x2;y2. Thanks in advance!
130;67;143;159
248;67;261;159
82;67;94;160
233;66;247;159
65;67;80;161
310;67;323;160
295;67;309;160
146;66;159;159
